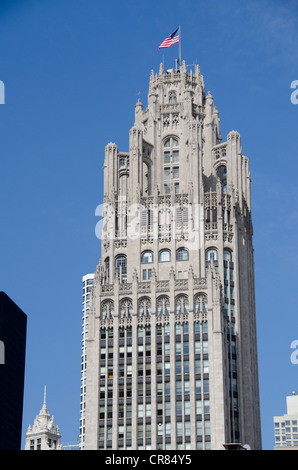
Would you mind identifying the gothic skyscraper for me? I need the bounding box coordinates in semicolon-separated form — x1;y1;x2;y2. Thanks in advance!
84;61;262;450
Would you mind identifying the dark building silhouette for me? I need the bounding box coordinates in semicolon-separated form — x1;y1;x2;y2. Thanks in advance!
0;292;27;450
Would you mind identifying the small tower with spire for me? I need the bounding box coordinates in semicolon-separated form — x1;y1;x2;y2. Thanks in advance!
25;387;63;450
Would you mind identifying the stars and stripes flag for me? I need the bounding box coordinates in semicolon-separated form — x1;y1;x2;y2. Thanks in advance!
158;28;179;49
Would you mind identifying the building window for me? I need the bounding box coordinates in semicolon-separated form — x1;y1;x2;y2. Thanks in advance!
176;206;188;225
104;257;110;282
205;248;218;275
141;250;153;263
164;184;171;194
217;165;227;191
206;248;217;261
176;247;189;261
142;268;152;280
194;294;207;314
159;249;171;262
164;136;179;148
119;298;133;318
164;151;170;163
141;207;153;227
224;249;232;261
157;296;170;316
175;295;189;314
138;297;151;317
164;167;171;180
177;422;183;437
101;300;114;319
169;91;177;103
163;137;179;194
173;167;179;179
115;254;127;281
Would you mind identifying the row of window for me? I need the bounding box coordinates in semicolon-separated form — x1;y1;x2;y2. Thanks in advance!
99;376;209;401
275;420;298;427
100;321;207;340
101;294;207;319
101;339;208;363
99;422;211;448
100;402;210;424
154;322;206;336
110;247;232;274
141;248;188;263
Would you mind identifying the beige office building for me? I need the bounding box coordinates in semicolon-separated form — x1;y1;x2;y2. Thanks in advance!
274;393;298;449
84;61;262;450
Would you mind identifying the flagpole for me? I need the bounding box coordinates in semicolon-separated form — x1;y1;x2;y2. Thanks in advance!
179;25;182;66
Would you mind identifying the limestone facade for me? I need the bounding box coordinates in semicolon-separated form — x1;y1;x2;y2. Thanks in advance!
84;61;262;450
25;389;62;450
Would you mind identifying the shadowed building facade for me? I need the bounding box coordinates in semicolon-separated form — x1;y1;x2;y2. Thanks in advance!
0;292;27;450
84;62;262;450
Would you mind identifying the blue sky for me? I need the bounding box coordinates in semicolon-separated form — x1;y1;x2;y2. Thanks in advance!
0;0;297;450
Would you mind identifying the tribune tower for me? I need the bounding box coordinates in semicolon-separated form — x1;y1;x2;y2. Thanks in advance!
84;61;262;450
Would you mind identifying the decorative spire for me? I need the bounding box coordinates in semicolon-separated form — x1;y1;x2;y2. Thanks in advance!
25;387;63;450
180;60;186;74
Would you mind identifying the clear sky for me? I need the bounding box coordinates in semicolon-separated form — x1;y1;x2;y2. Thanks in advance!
0;0;297;450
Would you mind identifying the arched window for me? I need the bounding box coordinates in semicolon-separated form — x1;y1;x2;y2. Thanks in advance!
224;249;234;284
101;300;114;319
157;296;170;316
169;91;177;103
206;248;217;261
115;254;127;282
164;137;179;148
176;247;189;261
159;249;171;262
138;297;151;317
119;298;133;318
115;255;127;273
104;257;110;282
194;294;207;314
141;251;153;263
217;165;227;191
205;248;218;275
223;249;232;262
175;295;189;315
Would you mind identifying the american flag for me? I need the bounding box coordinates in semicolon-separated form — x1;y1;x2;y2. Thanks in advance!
158;28;179;49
